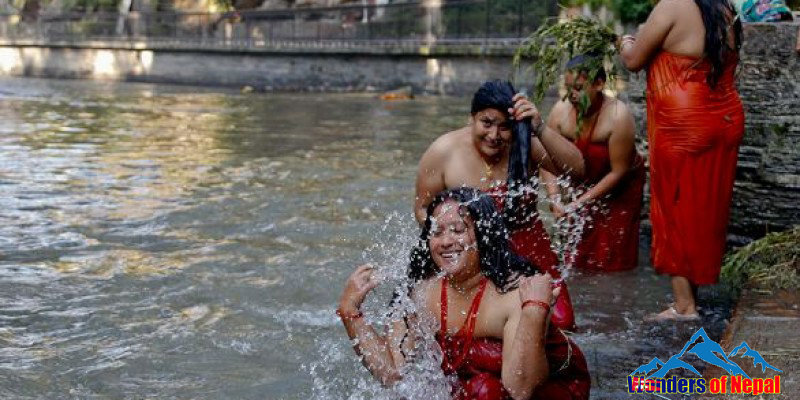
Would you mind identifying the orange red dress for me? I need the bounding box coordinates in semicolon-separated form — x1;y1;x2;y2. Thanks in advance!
572;113;646;272
435;277;590;400
646;51;744;285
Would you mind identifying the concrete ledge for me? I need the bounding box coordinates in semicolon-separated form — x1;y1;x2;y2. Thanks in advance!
0;38;519;57
699;288;800;399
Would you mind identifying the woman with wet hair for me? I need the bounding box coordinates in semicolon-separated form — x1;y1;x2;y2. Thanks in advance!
619;0;744;320
414;80;583;331
339;188;590;400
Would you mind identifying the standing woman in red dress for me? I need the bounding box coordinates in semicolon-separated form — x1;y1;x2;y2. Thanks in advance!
619;0;744;320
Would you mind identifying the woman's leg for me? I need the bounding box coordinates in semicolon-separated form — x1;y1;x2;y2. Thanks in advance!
647;276;700;321
671;276;698;315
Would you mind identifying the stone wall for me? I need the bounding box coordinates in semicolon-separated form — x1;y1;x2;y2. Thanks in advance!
732;23;800;241
0;22;797;242
0;40;516;95
623;23;800;243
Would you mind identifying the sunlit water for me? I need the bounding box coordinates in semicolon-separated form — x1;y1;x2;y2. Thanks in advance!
0;77;734;399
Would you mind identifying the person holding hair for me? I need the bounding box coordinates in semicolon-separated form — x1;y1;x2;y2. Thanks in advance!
619;0;744;320
414;80;586;331
541;54;645;272
339;188;591;400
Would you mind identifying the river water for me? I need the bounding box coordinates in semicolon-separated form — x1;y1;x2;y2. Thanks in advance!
0;77;733;399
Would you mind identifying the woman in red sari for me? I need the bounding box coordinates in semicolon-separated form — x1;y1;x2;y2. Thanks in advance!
338;188;590;400
542;56;645;272
620;0;744;320
414;81;587;330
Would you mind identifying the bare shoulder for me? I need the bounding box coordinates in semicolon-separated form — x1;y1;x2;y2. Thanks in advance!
550;99;573;119
651;0;683;13
413;278;438;305
422;127;470;160
606;97;633;120
605;98;636;139
486;283;523;316
651;0;693;21
546;99;572;132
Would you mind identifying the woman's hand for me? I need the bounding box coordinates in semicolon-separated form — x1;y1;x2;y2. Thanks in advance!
339;264;379;314
550;201;566;219
518;273;555;305
510;93;544;132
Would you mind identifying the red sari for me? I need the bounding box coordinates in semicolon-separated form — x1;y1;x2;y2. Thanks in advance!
484;184;576;331
646;51;744;285
435;277;590;400
572;114;646;272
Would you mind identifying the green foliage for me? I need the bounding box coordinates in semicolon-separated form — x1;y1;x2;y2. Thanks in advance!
559;0;654;23
612;0;654;23
721;226;800;292
513;16;617;124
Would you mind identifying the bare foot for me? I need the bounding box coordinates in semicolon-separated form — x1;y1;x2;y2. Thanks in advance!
645;306;700;322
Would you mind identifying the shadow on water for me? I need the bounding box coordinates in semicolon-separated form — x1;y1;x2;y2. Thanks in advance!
0;77;734;399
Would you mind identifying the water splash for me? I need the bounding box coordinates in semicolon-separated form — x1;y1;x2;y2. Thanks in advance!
307;212;452;400
504;173;593;281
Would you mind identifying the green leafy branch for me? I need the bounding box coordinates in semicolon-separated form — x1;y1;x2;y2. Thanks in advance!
513;16;618;103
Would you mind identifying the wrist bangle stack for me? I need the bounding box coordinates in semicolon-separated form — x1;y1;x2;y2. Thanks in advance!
336;308;364;321
620;36;635;51
531;119;544;137
521;299;550;314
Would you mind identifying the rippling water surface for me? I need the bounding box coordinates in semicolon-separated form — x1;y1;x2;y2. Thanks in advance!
0;77;733;399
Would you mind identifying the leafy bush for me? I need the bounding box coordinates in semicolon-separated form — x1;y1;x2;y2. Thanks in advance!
721;226;800;292
560;0;654;23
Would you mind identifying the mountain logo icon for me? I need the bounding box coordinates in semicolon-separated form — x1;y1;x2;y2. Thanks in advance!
630;328;781;379
728;342;783;374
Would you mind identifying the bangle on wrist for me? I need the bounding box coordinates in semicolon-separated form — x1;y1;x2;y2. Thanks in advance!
531;119;544;137
521;299;550;314
336;308;364;321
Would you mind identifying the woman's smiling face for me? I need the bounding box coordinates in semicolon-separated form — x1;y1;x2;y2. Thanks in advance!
428;200;480;278
471;108;512;159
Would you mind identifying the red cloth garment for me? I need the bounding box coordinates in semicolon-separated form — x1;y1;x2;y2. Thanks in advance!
435;277;591;400
485;184;559;276
646;51;744;285
572;112;646;272
484;184;576;331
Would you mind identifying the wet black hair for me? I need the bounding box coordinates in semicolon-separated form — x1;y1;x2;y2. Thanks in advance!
408;187;538;292
694;0;742;88
565;53;607;83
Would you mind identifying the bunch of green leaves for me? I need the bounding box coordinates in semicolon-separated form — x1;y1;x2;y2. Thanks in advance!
512;16;618;125
721;226;800;293
612;0;654;23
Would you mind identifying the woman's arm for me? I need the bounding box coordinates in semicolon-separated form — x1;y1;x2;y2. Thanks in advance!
414;137;448;225
539;101;570;218
619;0;676;71
540;167;565;218
500;274;554;400
339;265;407;386
573;103;636;205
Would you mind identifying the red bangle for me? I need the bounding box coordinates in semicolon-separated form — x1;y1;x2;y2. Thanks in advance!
521;300;550;314
336;308;364;321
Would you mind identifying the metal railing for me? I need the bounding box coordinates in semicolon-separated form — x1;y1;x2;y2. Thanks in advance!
0;0;559;49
